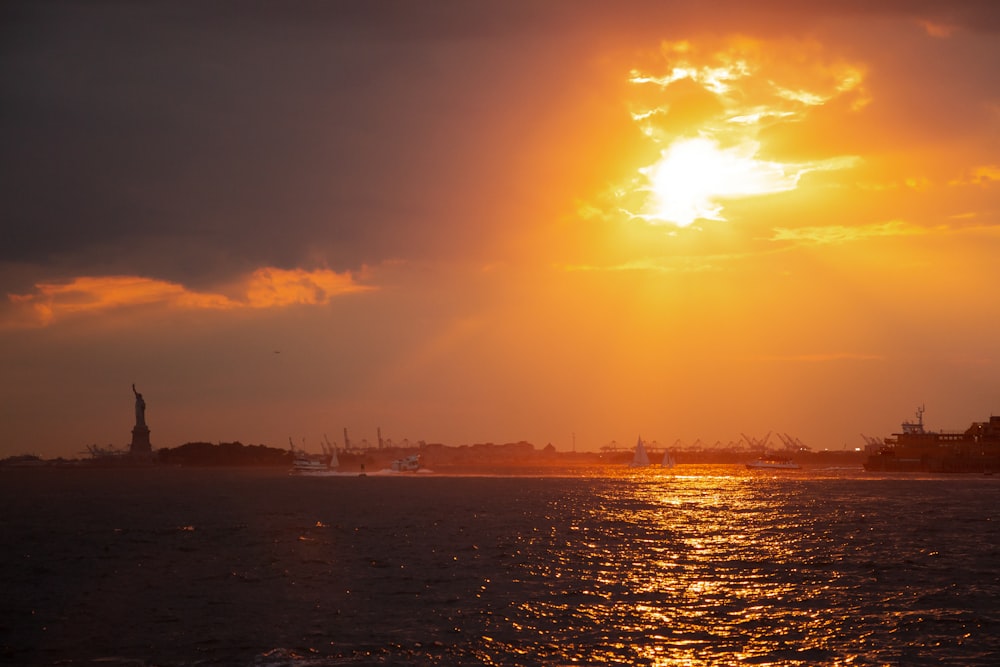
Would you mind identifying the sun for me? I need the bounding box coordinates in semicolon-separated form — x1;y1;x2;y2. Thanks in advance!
610;38;867;229
639;137;801;227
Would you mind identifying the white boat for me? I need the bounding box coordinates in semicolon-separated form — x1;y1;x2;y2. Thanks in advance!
390;454;421;472
292;456;331;472
629;436;650;467
289;437;337;473
745;457;800;470
661;450;676;468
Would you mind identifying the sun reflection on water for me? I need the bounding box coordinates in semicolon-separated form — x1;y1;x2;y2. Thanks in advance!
480;469;894;665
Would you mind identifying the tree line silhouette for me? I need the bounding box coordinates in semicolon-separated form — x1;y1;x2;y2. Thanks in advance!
157;441;291;466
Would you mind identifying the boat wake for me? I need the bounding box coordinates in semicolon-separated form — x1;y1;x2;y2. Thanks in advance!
292;467;435;477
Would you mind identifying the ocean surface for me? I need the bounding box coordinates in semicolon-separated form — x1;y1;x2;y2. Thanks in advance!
1;465;997;666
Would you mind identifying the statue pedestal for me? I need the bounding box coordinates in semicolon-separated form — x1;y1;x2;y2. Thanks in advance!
130;425;152;457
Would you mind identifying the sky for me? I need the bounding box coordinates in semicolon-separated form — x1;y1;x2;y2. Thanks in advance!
2;0;999;459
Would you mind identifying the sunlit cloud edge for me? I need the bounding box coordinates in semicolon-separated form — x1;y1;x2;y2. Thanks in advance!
768;219;928;246
3;267;374;329
558;256;736;274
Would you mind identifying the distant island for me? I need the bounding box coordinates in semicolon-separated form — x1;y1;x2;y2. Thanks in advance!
2;439;865;470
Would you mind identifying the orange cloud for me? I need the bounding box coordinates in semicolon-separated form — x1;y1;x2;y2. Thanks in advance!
948;164;1000;187
919;20;957;38
560;255;734;274
3;267;372;328
769;220;927;246
243;267;370;308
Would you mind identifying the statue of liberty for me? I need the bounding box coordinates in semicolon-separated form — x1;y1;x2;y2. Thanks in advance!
132;383;146;428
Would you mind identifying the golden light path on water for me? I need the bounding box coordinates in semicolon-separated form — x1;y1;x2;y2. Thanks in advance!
465;467;998;666
482;469;821;665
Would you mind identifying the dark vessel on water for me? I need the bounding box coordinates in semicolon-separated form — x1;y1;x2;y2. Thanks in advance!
864;406;1000;473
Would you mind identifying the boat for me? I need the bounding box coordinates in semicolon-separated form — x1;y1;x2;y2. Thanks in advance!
390;453;421;472
323;435;340;469
863;406;1000;473
661;450;676;468
629;436;650;467
289;437;337;473
746;457;800;470
292;456;330;472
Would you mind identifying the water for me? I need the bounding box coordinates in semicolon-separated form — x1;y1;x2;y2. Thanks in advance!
1;466;997;665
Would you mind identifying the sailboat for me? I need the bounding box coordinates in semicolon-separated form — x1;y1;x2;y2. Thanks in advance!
630;436;651;467
661;450;676;468
322;434;340;469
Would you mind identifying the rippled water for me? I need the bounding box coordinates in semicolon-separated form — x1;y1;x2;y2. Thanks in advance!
1;466;997;665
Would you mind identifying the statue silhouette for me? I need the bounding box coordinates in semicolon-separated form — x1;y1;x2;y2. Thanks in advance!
132;383;146;428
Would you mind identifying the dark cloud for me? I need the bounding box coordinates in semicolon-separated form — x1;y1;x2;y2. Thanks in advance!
1;2;588;284
2;0;997;288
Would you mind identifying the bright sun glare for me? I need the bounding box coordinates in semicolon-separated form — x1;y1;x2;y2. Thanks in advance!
640;137;800;227
614;39;864;228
